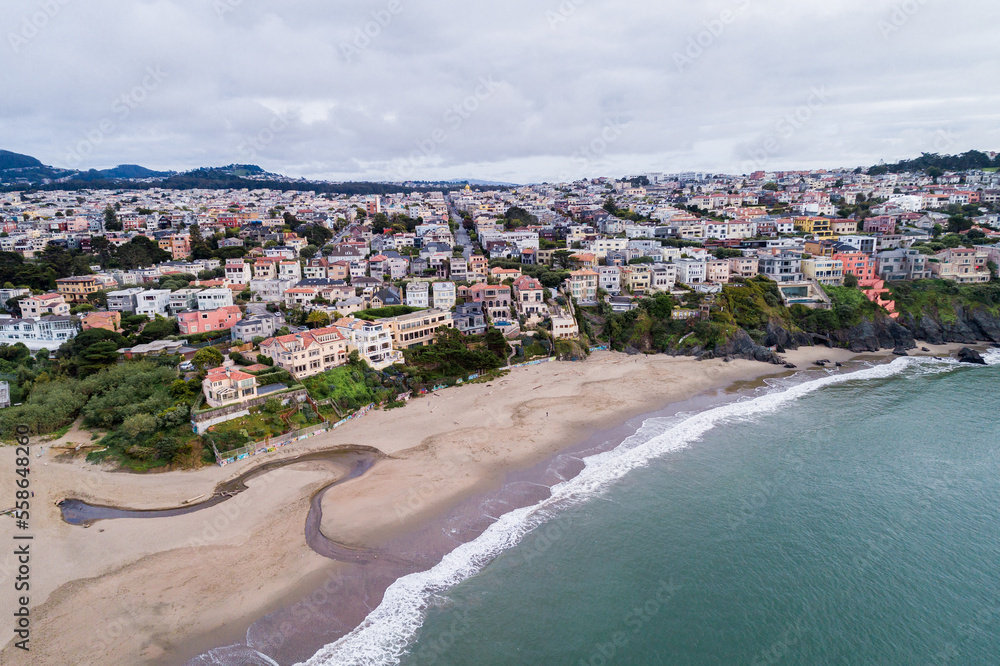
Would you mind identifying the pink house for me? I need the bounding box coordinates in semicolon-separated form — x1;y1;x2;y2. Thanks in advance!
178;305;243;335
832;252;877;281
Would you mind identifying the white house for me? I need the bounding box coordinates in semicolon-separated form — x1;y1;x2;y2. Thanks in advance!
432;281;456;310
135;289;172;318
197;288;235;311
405;282;430;308
0;315;79;351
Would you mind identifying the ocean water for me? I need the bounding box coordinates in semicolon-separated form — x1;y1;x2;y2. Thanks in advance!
303;352;1000;666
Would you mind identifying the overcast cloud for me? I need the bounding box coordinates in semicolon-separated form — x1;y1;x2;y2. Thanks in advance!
1;0;998;183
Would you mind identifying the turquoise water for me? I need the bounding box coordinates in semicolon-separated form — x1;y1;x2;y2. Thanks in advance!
306;354;1000;665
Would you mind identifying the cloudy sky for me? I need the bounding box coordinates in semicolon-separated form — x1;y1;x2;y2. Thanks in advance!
2;0;998;183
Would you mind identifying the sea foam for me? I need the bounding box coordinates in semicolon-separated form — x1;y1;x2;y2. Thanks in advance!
298;354;994;666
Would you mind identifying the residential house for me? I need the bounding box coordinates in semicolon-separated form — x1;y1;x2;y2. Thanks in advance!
550;313;579;340
620;266;651;294
168;288;202;316
278;260;302;282
231;312;285;343
758;253;805;283
56;276;101;303
512;275;546;317
370;287;403;309
225;260;252;283
0;315;79;351
675;258;707;285
876;248;931;281
706;259;731;284
801;257;845;286
177;305;243;335
333;317;402;369
930;248;990;283
432;281;457;311
284;287;321;309
379;309;454;349
453;302;487;335
598;265;622;295
249;278;298;302
259;326;349;378
648;264;678;293
20;293;70;318
565;269;599;305
203;366;258;408
832;251;876;281
107;287;145;314
465;283;513;319
81;311;122;332
135;289;172;318
728;256;759;279
198;288;235;311
405;281;430;308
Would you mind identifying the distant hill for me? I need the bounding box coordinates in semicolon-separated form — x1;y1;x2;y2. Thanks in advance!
97;164;173;179
0;150;44;171
0;149;506;195
869;150;1000;175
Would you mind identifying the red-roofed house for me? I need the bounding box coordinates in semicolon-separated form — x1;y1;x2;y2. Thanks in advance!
20;293;70;318
203;366;259;408
258;326;348;378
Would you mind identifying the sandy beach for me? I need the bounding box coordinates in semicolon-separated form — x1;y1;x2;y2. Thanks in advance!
0;343;966;665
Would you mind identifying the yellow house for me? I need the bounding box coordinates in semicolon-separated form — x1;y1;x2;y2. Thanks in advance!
620;266;651;294
794;217;834;238
55;276;102;303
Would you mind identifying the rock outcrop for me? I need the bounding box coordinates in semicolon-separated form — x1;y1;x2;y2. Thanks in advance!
957;347;987;365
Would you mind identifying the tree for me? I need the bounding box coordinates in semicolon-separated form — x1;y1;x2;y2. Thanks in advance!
76;340;122;377
306;310;331;328
138;316;178;344
301;245;320;260
192;347;224;372
103;205;122;231
256;354;274;366
844;273;859;289
122;413;157;439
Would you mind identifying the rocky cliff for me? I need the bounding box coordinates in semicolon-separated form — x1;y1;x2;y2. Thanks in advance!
899;305;1000;345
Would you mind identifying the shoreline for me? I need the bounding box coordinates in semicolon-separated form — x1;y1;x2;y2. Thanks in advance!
0;343;968;665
